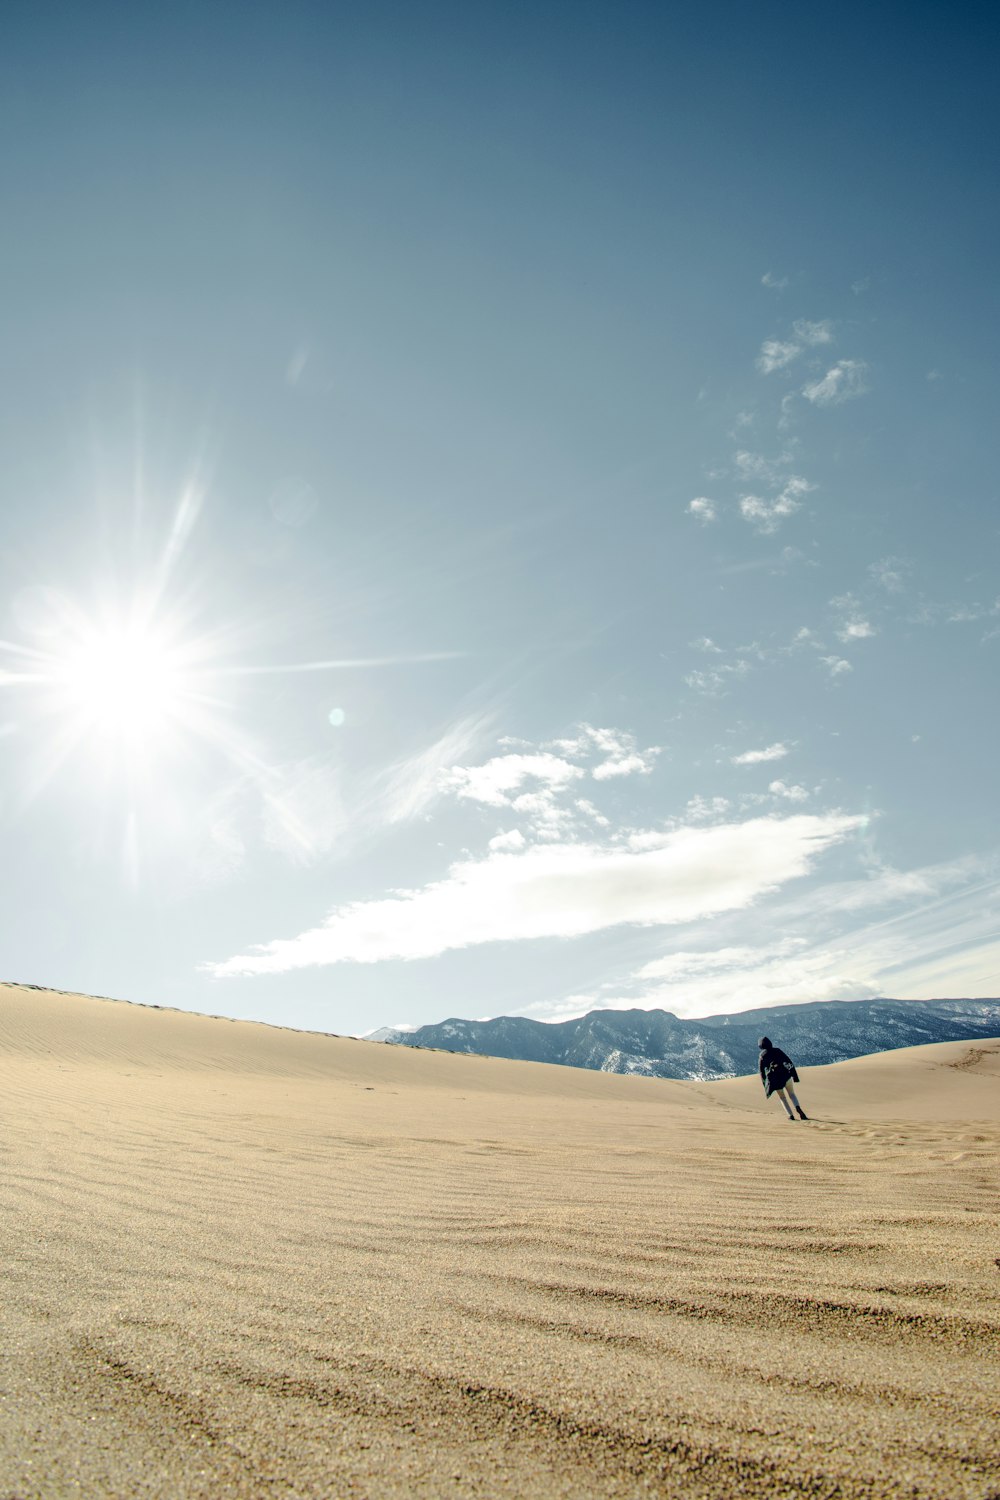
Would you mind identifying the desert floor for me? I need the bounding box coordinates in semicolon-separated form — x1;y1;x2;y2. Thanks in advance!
1;982;998;1499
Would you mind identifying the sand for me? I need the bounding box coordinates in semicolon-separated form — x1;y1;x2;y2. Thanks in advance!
1;981;998;1499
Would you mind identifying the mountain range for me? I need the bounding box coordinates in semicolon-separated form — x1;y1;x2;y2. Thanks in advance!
370;998;1000;1081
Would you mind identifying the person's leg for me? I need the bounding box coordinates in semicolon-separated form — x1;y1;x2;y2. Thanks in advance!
785;1084;808;1120
774;1087;796;1119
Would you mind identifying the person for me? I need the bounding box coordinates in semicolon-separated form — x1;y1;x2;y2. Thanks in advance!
758;1036;808;1120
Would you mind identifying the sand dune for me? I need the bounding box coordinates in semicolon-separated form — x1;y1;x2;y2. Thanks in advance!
2;981;998;1499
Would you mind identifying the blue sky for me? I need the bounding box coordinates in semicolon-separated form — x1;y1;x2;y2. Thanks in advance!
1;1;998;1034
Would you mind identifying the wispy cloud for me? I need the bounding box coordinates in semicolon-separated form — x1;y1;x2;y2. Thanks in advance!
637;938;805;982
623;942;884;1016
794;320;834;346
684;660;753;696
777;392;799;431
610;856;1000;1019
831;593;876;642
205;812;862;976
361;711;495;828
756;339;801;375
733;449;793;484
268;477;319;527
803;359;870;406
761;271;789;291
259;757;346;864
868;556;910;593
756;319;833;374
945;598;1000;625
285;344;310;386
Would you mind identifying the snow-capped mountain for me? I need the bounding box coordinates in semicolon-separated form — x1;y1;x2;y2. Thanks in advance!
373;998;1000;1080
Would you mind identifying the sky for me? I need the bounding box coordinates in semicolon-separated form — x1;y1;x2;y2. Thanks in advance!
1;0;998;1036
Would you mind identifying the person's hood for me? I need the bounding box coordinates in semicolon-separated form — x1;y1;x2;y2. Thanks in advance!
757;1036;771;1050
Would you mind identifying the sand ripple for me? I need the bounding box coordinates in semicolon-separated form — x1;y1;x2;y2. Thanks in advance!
2;983;999;1498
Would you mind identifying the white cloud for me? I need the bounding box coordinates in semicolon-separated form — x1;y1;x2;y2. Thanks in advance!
821;655;853;676
738;476;813;533
838;619;874;641
769;780;809;802
831;594;876;643
688;497;718;523
802;359;870;406
436;726;659;845
683;795;731;822
592;753;655;781
488;828;526;852
546;725;660;782
205;812;864;975
626;829;673;850
442;752;583;808
508;787;577;841
761;271;789;291
732;742;789;765
575;798;611;828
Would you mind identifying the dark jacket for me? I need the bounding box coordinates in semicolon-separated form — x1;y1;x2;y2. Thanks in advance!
758;1039;799;1097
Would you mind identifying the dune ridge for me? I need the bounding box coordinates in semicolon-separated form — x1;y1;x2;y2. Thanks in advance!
2;981;999;1498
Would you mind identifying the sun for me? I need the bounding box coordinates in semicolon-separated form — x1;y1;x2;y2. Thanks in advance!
2;587;217;782
0;474;460;881
55;621;190;746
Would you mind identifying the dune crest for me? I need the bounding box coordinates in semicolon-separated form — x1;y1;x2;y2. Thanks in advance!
2;982;999;1498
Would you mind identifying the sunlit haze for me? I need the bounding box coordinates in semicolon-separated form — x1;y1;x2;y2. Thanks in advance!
1;2;997;1036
